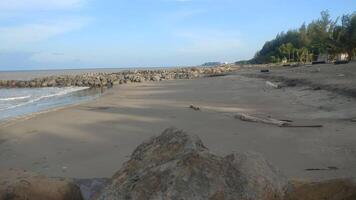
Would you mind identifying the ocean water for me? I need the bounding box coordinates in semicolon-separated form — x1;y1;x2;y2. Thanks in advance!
0;67;174;122
0;87;100;122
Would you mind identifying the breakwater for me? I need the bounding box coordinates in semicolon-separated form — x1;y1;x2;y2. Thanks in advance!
0;66;237;88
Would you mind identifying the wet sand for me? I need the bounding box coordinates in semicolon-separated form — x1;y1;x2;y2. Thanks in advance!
0;73;356;181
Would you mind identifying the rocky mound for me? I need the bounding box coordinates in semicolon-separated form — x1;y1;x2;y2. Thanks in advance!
0;169;83;200
96;128;286;200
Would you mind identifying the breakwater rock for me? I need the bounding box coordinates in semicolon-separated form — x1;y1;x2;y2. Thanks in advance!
0;66;237;88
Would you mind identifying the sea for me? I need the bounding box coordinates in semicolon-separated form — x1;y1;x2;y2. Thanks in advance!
0;68;129;122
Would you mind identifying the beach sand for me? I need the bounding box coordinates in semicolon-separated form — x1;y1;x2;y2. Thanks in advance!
1;71;356;181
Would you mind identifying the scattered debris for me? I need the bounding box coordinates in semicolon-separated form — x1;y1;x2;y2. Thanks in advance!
305;166;339;171
260;69;270;73
189;105;200;111
336;73;345;77
266;81;282;89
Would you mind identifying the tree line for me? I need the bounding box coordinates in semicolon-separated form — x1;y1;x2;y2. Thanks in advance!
244;11;356;64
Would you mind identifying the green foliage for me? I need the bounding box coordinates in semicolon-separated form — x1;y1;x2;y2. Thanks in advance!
249;10;356;64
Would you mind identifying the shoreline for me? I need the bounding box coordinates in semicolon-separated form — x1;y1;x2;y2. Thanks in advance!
0;87;102;126
0;92;101;128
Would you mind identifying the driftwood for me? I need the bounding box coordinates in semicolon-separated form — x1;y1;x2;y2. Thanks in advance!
235;113;323;128
266;81;281;89
235;113;290;127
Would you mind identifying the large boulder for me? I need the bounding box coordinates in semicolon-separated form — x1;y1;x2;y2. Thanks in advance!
97;128;286;200
0;169;84;200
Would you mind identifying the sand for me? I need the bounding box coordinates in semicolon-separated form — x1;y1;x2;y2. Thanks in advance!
1;68;356;182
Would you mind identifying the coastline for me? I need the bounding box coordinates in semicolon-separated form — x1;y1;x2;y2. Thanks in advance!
1;67;356;181
0;91;102;128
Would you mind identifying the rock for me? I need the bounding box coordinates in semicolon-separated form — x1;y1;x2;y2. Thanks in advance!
97;128;286;200
16;81;26;87
29;81;36;87
41;82;48;87
75;178;110;200
47;79;57;87
284;179;356;200
107;81;113;88
151;75;161;81
0;169;84;200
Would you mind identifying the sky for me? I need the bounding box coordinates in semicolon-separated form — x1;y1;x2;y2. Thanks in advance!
0;0;355;70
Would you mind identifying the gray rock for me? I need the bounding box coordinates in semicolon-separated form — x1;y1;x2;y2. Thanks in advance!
97;128;286;200
151;75;161;81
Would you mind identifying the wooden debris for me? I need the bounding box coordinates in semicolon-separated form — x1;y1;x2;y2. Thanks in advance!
282;125;323;128
266;81;281;89
260;69;269;73
235;113;323;128
189;105;200;111
351;118;356;122
235;113;290;127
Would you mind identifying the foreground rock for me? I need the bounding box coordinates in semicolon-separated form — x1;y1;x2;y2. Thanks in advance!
0;65;237;88
97;128;286;200
0;169;83;200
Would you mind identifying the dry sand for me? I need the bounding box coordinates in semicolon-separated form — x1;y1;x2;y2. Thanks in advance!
1;68;356;182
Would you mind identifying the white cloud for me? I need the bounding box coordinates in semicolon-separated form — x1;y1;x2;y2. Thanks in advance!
0;18;88;47
0;0;85;11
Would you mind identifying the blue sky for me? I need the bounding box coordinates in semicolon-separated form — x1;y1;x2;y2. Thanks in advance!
0;0;355;70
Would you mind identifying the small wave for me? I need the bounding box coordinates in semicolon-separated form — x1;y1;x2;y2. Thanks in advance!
0;96;31;101
0;87;89;111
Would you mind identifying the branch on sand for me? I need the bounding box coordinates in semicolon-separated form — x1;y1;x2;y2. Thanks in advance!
234;113;323;128
266;81;282;89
